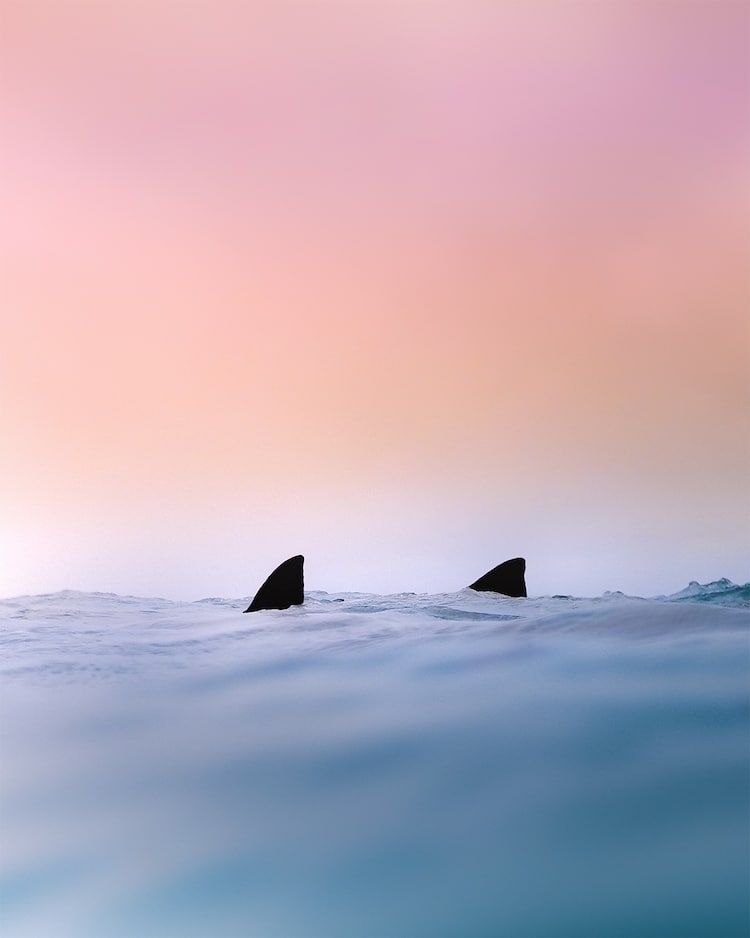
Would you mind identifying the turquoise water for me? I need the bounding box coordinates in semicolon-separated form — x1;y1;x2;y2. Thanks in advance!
1;586;748;937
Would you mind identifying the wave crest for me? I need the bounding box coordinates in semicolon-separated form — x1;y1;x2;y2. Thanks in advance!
666;578;750;607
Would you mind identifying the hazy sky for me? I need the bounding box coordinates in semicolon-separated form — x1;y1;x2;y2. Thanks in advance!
2;0;748;599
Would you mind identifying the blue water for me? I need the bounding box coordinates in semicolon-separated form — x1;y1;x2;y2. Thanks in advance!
1;584;748;937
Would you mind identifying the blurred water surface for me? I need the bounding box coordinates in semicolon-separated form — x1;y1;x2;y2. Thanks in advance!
1;586;748;937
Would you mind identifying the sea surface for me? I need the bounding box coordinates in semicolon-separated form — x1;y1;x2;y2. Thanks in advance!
1;581;748;938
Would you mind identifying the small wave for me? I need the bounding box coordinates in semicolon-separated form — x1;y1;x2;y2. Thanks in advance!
423;606;522;623
665;578;750;607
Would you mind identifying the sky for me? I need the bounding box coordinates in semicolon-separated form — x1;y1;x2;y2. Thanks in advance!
1;0;748;600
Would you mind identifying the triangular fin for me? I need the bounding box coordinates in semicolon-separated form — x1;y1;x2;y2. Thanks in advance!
468;557;526;597
243;555;304;612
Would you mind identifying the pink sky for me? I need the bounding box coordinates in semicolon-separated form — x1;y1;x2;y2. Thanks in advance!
1;0;748;598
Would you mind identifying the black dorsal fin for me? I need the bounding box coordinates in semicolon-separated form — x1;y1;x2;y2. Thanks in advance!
243;555;304;612
468;558;526;597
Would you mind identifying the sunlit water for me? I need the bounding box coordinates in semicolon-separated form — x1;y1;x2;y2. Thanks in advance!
1;583;748;937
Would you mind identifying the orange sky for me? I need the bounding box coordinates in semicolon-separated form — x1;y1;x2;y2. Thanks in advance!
2;0;748;598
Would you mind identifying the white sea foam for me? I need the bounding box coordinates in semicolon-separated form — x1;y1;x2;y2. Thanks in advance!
1;583;748;937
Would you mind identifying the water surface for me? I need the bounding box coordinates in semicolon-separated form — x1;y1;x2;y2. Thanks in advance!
1;584;748;937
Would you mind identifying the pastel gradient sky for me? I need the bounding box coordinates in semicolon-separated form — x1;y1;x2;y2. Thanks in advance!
2;0;748;599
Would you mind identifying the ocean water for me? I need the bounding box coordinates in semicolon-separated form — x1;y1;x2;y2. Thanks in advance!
1;582;748;938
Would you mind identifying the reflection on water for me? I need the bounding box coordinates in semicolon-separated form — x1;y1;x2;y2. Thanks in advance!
1;591;748;937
